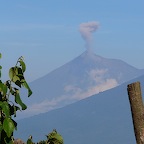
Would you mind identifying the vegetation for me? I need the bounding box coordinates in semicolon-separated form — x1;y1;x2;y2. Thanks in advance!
45;129;63;144
0;53;63;144
0;53;32;143
27;129;64;144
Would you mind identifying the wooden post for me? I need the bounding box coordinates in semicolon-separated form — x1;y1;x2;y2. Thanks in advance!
127;81;144;144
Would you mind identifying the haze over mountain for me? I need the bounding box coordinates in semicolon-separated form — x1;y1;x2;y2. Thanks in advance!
15;74;144;143
18;50;144;119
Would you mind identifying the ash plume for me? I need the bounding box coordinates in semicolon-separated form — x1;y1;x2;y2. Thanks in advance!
79;21;99;53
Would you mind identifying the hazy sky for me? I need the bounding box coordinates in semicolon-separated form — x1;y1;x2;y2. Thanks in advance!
1;0;144;82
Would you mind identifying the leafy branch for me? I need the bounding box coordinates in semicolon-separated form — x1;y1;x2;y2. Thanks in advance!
0;54;32;144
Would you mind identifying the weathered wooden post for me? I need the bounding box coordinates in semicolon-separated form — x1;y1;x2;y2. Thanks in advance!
127;81;144;144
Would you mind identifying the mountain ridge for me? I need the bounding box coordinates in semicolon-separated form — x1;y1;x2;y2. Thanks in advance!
15;74;144;143
18;51;144;119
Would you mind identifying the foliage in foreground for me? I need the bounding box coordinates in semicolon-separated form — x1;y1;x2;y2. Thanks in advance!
0;53;64;144
0;53;32;143
27;129;64;144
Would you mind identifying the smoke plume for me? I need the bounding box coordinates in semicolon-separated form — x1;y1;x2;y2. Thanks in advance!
79;21;99;52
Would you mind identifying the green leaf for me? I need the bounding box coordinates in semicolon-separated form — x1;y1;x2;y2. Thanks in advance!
0;83;7;96
11;75;22;87
3;118;15;138
2;84;7;95
9;67;15;80
9;67;21;81
15;90;27;110
14;66;19;75
3;84;7;95
19;60;26;72
0;53;2;59
0;101;2;107
22;81;32;97
12;75;20;83
0;82;3;92
1;101;10;117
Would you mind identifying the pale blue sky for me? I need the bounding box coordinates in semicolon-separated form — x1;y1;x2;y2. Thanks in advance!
1;0;144;82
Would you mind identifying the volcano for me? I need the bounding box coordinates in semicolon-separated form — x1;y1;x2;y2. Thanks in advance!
19;51;144;119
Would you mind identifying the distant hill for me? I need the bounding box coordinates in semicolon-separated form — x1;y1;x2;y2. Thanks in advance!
18;51;144;119
15;74;144;143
